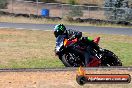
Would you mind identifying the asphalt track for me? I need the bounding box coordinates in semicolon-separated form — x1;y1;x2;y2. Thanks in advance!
0;22;132;36
0;22;132;72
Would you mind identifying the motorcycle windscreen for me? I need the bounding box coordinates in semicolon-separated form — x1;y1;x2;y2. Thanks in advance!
55;35;66;52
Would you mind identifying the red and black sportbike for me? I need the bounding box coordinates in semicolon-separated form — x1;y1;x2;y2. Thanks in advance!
55;35;122;67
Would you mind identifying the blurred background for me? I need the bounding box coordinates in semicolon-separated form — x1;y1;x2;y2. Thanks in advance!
0;0;132;24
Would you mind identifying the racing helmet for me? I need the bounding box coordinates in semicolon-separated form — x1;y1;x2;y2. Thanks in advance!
54;24;66;38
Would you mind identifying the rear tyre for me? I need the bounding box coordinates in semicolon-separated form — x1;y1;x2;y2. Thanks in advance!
101;49;122;66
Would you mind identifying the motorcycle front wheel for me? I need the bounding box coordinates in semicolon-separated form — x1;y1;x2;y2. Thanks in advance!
60;52;85;67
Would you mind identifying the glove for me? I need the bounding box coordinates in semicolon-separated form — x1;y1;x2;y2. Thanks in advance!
68;35;75;41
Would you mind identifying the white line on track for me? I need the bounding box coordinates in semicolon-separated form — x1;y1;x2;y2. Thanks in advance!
0;67;132;72
0;27;52;31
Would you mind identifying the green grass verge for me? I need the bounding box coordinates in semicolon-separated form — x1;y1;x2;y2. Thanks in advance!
0;28;131;68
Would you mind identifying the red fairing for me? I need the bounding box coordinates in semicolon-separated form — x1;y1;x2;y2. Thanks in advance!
65;38;78;46
94;37;100;44
87;57;101;67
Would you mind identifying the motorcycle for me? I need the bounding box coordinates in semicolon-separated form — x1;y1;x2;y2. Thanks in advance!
55;35;122;67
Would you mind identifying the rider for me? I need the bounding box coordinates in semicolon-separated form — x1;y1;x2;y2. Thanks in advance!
54;24;100;67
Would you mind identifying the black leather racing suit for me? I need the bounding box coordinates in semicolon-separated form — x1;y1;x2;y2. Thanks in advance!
65;29;82;40
64;29;99;66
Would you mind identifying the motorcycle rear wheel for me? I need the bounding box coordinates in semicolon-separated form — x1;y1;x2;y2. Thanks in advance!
101;49;122;66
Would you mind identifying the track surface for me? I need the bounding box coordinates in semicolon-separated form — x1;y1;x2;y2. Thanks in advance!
0;22;132;36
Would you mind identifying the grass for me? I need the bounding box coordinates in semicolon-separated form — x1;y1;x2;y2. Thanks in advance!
0;28;131;68
0;28;64;68
0;16;132;28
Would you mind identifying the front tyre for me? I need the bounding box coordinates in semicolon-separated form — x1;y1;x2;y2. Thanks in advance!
101;49;122;66
60;52;85;67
